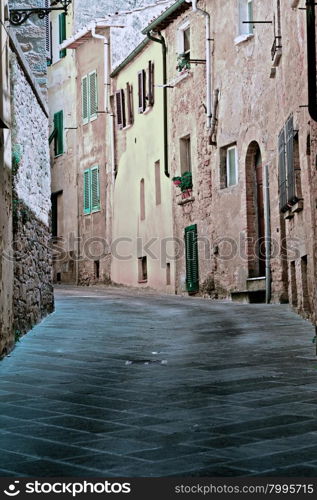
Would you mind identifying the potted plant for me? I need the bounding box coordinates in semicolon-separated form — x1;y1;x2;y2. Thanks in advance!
176;52;191;73
172;171;193;198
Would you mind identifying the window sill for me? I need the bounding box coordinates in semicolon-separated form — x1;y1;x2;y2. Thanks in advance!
138;280;148;284
291;0;300;8
143;106;154;115
122;123;133;131
166;70;192;89
177;191;195;205
272;50;282;68
234;34;254;46
291;200;303;213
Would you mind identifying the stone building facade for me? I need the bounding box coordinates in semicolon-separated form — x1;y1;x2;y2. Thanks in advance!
0;0;14;357
0;1;53;356
141;0;317;323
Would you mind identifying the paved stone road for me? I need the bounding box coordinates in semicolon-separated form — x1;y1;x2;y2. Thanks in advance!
0;285;317;477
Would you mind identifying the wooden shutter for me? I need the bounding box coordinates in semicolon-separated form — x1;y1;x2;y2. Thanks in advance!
286;115;296;204
82;76;88;124
89;71;98;119
53;110;63;156
126;83;134;125
45;0;52;61
185;224;199;293
138;69;146;113
91;166;100;212
59;13;66;58
148;61;154;106
278;128;287;211
115;90;123;128
83;169;91;214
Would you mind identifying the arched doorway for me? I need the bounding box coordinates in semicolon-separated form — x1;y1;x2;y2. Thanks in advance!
246;142;265;277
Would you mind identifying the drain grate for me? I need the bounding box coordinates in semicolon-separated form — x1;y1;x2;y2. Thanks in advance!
125;359;167;366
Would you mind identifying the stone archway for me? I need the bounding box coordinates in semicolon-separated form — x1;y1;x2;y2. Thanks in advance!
246;141;265;278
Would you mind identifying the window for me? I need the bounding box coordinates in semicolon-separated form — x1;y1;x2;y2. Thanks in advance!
178;21;191;55
94;260;100;279
155;161;161;205
239;0;254;36
220;144;238;188
226;146;238;186
138;62;155;113
83;166;100;214
271;0;282;66
180;135;191;174
166;263;171;285
50;110;64;156
140;178;145;220
51;190;63;238
82;71;98;124
278;115;301;212
185;224;199;293
138;256;148;282
59;13;67;58
138;70;146;113
115;83;134;129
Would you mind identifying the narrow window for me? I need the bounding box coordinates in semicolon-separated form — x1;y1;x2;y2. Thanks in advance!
115;89;126;129
278;128;287;211
94;260;100;279
138;256;148;282
155;161;161;205
180;135;191;174
183;26;190;56
148;61;155;107
89;71;98;119
126;82;134;125
51;192;58;238
53;110;64;156
166;263;171;285
239;0;253;35
82;76;89;124
226;146;238;186
140;179;145;220
91;166;100;212
45;0;52;63
138;69;146;113
83;169;91;214
59;13;67;58
185;224;199;293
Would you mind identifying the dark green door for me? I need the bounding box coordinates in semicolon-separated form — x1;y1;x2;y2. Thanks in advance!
185;224;199;293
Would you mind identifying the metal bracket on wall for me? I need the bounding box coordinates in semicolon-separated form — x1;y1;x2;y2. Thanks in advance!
8;0;72;26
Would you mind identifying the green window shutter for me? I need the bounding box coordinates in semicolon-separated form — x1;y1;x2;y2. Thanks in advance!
83;169;91;214
91;166;100;212
82;76;88;124
185;224;199;293
53;110;63;156
59;13;67;58
89;71;98;119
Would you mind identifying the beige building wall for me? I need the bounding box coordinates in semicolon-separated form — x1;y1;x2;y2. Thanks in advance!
111;41;175;293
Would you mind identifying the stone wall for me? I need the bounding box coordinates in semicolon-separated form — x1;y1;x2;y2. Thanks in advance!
13;198;54;336
10;47;53;337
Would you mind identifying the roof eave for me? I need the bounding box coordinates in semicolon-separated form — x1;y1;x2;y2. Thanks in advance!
142;0;192;34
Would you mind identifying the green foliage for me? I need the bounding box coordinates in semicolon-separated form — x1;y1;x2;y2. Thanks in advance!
12;145;22;177
176;53;191;72
15;330;22;343
172;171;193;192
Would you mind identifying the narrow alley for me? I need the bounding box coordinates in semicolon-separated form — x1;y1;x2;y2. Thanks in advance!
0;286;316;477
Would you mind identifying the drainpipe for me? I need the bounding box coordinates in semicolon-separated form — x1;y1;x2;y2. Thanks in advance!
146;31;169;178
187;0;212;129
306;0;317;122
264;164;271;304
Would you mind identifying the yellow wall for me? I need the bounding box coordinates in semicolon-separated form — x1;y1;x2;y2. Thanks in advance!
111;41;175;293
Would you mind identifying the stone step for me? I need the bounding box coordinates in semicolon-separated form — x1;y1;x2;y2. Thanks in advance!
246;276;266;292
231;289;266;304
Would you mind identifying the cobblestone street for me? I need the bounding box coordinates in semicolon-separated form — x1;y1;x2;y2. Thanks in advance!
0;285;317;477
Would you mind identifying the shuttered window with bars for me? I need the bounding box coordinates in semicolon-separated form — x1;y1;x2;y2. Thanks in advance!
278;115;300;212
81;71;98;124
184;224;199;293
137;63;155;113
148;61;154;107
59;13;67;59
115;89;126;129
83;166;100;214
115;84;134;129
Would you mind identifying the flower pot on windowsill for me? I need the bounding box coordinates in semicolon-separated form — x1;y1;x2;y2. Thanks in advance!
182;189;192;199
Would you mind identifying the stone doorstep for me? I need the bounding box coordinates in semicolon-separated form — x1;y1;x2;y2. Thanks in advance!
231;289;266;304
247;277;266;292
